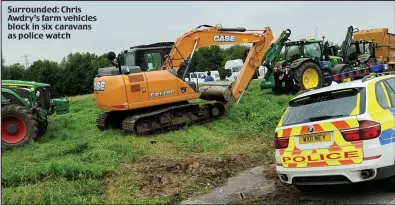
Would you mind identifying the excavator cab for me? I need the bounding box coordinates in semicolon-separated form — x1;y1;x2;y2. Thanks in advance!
98;42;174;77
125;42;174;71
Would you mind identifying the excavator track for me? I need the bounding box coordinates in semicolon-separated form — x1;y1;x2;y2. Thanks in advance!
96;111;125;130
96;112;110;130
121;101;226;135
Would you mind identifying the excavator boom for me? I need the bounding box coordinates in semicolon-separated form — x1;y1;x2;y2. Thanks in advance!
199;27;275;103
231;27;275;100
162;25;270;72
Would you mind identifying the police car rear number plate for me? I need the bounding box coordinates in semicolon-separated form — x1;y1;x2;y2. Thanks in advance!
299;133;331;144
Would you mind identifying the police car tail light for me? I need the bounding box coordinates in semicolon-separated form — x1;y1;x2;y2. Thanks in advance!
359;120;381;140
274;132;289;149
341;128;360;141
341;120;381;141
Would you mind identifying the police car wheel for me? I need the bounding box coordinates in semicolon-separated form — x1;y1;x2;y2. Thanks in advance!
384;175;395;192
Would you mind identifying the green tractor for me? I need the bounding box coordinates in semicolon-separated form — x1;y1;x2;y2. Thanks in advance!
260;26;381;92
1;80;69;149
345;39;379;68
260;36;346;91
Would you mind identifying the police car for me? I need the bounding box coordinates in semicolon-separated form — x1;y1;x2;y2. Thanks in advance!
274;72;395;192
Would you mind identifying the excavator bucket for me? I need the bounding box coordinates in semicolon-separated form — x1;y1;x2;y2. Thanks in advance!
198;81;236;104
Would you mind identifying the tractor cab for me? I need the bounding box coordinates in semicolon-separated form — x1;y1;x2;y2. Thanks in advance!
283;39;325;65
283;38;343;68
98;42;174;77
347;40;377;66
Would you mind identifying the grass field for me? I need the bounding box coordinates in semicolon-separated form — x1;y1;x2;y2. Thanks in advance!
1;80;295;204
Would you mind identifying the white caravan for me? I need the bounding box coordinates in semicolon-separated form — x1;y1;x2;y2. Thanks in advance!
186;71;220;84
225;59;243;82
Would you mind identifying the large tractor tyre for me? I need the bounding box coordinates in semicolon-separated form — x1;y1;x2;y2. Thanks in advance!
366;57;377;67
1;104;38;149
331;64;351;75
331;64;353;81
33;110;48;138
293;62;323;90
36;118;48;138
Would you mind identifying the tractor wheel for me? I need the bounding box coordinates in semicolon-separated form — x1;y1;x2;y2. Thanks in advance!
366;57;377;67
33;110;48;138
293;62;323;90
36;118;48;138
331;64;353;81
1;104;38;149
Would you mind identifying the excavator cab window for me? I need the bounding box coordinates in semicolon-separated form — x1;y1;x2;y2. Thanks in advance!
143;52;162;71
123;52;136;67
135;48;172;71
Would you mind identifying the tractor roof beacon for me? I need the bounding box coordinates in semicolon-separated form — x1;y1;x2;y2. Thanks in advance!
274;72;395;192
1;80;70;149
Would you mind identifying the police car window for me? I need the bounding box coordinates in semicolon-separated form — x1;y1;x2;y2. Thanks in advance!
384;78;395;107
384;78;395;93
375;82;390;109
282;89;360;126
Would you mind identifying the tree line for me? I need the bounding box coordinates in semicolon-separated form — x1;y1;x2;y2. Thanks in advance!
1;45;249;98
1;42;340;98
2;52;110;98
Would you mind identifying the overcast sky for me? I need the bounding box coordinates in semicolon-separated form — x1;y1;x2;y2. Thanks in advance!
2;1;394;66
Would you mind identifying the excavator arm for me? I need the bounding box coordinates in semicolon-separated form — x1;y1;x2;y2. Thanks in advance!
231;27;275;101
161;25;272;73
199;27;275;103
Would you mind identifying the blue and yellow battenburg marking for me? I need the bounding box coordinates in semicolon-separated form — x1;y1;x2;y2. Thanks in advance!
378;108;395;145
367;79;395;146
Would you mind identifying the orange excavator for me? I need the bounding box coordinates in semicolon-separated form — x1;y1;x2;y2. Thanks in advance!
93;25;274;134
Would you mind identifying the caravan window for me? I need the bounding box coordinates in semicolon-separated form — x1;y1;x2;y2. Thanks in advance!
232;66;242;72
198;73;206;78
